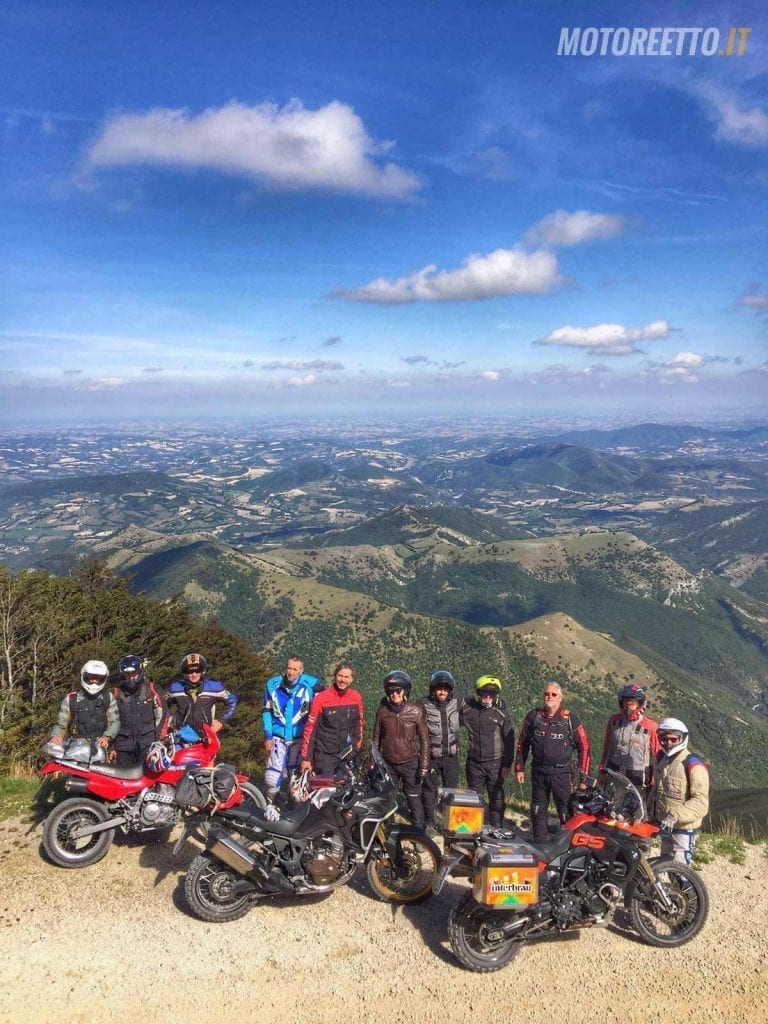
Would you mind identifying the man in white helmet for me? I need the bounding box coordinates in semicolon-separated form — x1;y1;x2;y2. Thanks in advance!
49;660;119;754
651;717;709;865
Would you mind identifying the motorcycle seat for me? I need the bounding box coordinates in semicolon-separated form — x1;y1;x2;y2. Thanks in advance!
86;764;147;780
527;831;574;862
223;802;312;837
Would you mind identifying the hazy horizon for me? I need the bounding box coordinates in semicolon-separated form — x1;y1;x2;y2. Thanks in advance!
2;2;766;424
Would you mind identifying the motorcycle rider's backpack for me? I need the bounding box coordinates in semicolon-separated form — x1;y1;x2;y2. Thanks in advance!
683;753;708;794
175;763;237;809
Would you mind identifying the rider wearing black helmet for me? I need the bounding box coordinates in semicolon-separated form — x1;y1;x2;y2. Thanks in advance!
112;654;168;768
372;670;429;828
420;670;463;833
599;682;660;798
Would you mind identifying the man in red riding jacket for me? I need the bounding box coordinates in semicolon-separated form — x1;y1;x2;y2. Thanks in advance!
299;662;364;776
600;683;660;804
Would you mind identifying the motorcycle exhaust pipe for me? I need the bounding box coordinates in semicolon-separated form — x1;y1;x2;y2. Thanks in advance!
209;833;257;875
64;777;89;794
208;831;295;895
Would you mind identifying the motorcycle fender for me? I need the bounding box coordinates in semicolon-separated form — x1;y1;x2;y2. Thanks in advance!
380;824;441;871
623;854;667;908
432;849;469;895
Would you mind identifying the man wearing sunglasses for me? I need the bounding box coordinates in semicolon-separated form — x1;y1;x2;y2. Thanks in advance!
651;717;709;865
165;652;238;735
515;682;590;845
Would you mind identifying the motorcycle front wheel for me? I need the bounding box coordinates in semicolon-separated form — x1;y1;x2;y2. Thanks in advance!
630;859;709;947
184;851;253;922
42;797;114;868
367;834;439;904
448;891;522;973
239;781;268;809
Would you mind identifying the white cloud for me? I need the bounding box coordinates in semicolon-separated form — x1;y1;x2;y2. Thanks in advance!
538;319;670;356
332;247;563;304
80;377;130;391
261;359;343;371
657;366;699;385
286;374;318;388
386;379;411;388
524;209;625;247
480;370;501;381
695;82;768;146
84;99;421;199
668;352;703;367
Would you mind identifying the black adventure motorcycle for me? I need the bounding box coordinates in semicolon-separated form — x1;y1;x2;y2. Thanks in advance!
434;770;709;972
174;744;440;921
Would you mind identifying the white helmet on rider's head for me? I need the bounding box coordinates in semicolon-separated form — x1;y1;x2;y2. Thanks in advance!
80;660;109;696
658;717;689;758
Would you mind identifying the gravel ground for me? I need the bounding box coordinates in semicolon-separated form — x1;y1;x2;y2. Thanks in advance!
1;816;766;1024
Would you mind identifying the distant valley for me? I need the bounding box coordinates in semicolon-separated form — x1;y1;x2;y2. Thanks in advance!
1;420;767;787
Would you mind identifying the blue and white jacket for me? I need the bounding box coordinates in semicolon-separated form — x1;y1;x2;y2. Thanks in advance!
262;673;319;743
166;677;238;732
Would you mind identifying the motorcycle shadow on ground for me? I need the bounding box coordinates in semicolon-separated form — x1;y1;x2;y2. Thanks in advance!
390;874;582;969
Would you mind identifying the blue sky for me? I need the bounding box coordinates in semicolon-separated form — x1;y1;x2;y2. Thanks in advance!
1;0;766;423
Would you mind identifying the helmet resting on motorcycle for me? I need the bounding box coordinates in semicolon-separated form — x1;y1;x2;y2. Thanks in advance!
80;659;109;696
145;740;173;774
658;717;689;758
383;670;412;697
181;652;208;680
64;737;93;763
118;654;144;693
289;768;312;803
430;670;455;694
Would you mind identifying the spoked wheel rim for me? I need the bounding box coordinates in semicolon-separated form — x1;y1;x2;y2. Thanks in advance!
633;864;707;944
195;859;250;913
56;806;105;857
448;891;521;972
459;899;509;956
371;837;438;902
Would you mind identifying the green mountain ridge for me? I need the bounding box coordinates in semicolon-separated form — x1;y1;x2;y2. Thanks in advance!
103;512;768;788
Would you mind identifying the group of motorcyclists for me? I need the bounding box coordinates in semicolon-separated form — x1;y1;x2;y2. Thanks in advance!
49;652;237;769
49;652;710;864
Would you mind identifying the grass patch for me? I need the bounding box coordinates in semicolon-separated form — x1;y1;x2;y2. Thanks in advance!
694;831;747;866
0;777;39;822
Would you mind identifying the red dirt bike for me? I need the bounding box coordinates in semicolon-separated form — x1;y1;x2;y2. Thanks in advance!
39;725;265;868
434;770;709;972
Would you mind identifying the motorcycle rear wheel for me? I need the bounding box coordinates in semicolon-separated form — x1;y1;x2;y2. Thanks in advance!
448;891;521;973
42;797;114;868
367;834;439;904
630;859;709;947
184;851;253;922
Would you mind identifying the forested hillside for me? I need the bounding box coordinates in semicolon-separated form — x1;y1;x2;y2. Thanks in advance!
0;561;273;773
109;529;768;788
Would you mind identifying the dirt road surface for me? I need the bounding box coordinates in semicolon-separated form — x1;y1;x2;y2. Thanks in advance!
1;817;766;1024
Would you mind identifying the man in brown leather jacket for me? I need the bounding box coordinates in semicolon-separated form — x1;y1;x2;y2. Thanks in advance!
372;670;429;828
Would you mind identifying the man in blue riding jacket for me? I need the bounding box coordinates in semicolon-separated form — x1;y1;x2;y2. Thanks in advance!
165;652;238;735
262;655;319;801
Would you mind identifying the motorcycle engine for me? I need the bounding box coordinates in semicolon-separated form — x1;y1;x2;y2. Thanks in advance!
547;859;621;926
139;783;179;827
303;833;345;886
